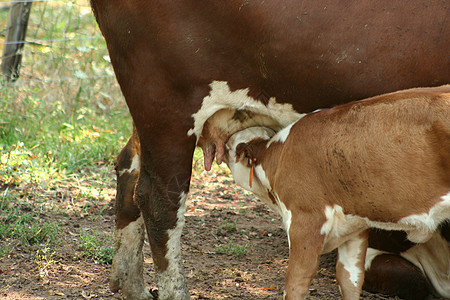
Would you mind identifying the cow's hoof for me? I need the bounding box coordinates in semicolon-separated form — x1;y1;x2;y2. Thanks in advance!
109;278;119;293
149;288;159;299
109;277;153;300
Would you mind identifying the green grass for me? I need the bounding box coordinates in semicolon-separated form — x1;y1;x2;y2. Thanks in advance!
0;191;60;250
191;146;231;177
0;88;130;174
0;1;130;258
215;240;249;257
76;230;113;264
0;0;229;263
221;219;238;232
0;1;131;185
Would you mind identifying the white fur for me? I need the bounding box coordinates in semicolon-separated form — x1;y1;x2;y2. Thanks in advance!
364;248;387;271
273;193;293;249
225;127;276;206
401;232;450;298
266;121;296;148
254;164;272;192
320;205;366;253
188;80;303;141
157;192;189;300
118;154;140;176
110;215;152;300
320;196;450;253
338;236;365;287
399;191;450;243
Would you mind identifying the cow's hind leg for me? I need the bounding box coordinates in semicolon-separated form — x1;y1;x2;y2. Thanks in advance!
364;229;434;299
336;231;368;300
363;251;431;300
109;129;152;299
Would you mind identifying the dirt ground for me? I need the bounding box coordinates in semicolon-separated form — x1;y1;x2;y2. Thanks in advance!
1;168;403;299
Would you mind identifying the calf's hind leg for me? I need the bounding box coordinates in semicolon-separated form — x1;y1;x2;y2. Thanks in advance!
336;231;368;300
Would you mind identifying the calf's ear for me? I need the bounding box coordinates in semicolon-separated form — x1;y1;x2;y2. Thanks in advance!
235;143;253;163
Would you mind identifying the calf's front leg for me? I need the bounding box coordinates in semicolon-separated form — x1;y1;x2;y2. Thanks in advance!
284;215;325;300
336;230;369;300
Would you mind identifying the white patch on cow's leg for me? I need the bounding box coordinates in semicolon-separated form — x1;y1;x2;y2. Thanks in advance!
338;235;365;287
401;232;450;298
157;192;189;300
336;231;368;299
364;248;387;271
110;215;152;300
119;154;140;176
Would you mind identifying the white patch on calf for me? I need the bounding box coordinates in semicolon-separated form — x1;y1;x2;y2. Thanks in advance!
338;236;366;287
118;154;140;176
227;159;276;210
157;192;189;300
110;215;152;299
188;80;302;141
320;195;450;252
225;127;275;206
399;192;450;243
254;164;272;191
320;205;366;253
266;121;296;148
273;193;293;249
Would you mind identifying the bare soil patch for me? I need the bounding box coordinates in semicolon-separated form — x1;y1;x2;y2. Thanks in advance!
1;169;402;299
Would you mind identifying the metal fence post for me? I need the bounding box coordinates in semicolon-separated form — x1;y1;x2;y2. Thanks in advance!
1;1;33;82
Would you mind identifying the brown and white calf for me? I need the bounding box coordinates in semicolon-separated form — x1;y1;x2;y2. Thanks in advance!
224;86;450;300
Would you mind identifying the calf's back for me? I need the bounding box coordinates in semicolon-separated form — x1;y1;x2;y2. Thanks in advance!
271;87;450;223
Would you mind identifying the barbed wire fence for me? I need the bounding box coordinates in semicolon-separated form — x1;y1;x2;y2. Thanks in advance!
0;0;123;110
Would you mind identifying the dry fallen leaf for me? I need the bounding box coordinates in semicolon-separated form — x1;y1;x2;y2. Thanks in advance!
261;284;278;291
0;268;12;275
48;289;65;296
81;290;98;299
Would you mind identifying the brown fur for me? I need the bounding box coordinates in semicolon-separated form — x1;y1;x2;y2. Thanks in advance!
230;87;450;299
90;0;450;298
114;127;141;229
246;88;450;221
274;90;449;220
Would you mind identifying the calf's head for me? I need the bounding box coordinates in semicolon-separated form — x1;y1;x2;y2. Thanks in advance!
225;127;275;198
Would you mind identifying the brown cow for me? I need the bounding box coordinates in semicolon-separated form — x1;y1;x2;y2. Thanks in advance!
90;1;450;299
224;86;450;299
